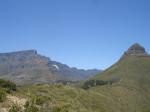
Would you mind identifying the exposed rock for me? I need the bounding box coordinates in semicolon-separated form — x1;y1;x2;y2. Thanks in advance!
122;43;149;58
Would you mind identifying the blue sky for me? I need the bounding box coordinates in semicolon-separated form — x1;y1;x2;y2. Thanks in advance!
0;0;150;69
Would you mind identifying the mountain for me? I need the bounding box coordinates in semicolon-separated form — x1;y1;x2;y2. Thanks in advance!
0;50;100;84
48;60;100;81
82;43;150;111
1;43;150;112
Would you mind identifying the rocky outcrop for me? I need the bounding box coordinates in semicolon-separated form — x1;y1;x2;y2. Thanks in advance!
122;43;149;59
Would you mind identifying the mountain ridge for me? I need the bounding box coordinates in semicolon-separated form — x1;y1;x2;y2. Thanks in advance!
0;50;100;84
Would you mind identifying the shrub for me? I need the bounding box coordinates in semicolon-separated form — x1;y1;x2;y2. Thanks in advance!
24;96;40;112
25;105;39;112
9;105;21;112
24;100;40;112
9;106;17;112
82;79;112;89
0;89;6;102
24;98;50;112
35;96;50;106
52;105;69;112
0;79;16;93
24;100;30;108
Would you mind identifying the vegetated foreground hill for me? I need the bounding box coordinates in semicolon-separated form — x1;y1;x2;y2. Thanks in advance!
83;43;150;112
0;50;100;85
0;83;112;112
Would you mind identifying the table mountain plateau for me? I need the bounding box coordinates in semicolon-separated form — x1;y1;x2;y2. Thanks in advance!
0;50;100;84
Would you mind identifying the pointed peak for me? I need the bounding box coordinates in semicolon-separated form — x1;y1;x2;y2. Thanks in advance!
123;43;149;57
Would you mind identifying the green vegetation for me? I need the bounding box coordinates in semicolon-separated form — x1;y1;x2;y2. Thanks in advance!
0;79;16;93
0;79;16;103
89;56;150;112
9;105;20;112
17;84;107;112
0;89;6;102
24;94;51;112
24;105;39;112
82;79;114;89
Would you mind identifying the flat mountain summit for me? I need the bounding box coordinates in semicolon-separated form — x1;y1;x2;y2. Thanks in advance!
0;50;100;84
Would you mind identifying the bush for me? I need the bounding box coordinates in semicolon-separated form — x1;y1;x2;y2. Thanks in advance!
9;105;22;112
82;79;112;89
0;89;6;102
24;101;40;112
52;105;69;112
0;79;16;93
24;100;30;109
35;96;50;106
9;105;19;112
25;105;39;112
24;96;40;112
24;95;53;112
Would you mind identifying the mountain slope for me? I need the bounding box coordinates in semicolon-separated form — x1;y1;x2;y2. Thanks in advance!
83;43;150;112
0;50;60;84
48;60;100;81
0;50;100;84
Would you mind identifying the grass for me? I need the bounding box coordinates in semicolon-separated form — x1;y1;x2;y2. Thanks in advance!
89;56;150;112
16;84;108;112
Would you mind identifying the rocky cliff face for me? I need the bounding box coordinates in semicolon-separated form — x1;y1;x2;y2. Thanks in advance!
0;50;100;84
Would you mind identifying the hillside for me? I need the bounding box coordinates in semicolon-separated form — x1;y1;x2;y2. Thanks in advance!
83;43;150;111
0;50;100;85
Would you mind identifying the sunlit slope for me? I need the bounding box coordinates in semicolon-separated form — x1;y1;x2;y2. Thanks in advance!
94;56;150;88
88;44;150;112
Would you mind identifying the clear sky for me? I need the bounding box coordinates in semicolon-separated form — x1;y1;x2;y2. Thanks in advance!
0;0;150;70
